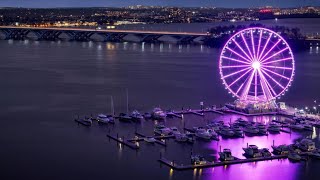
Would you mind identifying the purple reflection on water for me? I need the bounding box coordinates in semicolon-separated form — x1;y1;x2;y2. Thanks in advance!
201;114;303;180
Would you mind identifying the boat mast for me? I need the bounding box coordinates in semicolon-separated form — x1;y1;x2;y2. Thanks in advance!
111;95;114;116
126;88;129;114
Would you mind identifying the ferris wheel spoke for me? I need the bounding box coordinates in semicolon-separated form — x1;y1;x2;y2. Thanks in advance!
260;47;289;63
226;47;251;63
258;69;276;100
256;30;263;60
262;57;293;65
241;32;254;60
221;56;251;65
250;30;256;59
261;68;285;89
227;68;252;87
263;65;293;70
259;39;282;62
241;69;256;100
221;65;250;69
231;39;253;62
222;66;252;78
261;67;290;80
257;33;272;61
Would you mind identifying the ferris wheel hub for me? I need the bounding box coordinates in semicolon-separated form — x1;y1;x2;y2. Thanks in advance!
251;61;261;70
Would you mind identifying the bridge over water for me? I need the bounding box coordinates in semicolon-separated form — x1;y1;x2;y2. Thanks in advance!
0;26;210;43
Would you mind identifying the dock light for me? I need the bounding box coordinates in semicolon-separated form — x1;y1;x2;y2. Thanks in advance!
313;106;317;110
305;106;309;110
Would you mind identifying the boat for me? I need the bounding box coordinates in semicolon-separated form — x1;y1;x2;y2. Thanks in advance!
219;126;235;137
151;107;167;120
267;123;281;133
191;155;207;165
154;124;172;135
303;124;313;131
288;152;301;161
195;128;212;140
118;113;132;122
170;127;181;135
297;139;316;152
143;112;152;119
233;128;244;137
175;133;188;142
243;125;259;135
219;149;235;161
289;123;304;130
207;129;219;140
186;132;195;144
271;144;289;155
243;145;262;158
144;136;156;144
236;118;248;126
131;110;144;122
260;148;272;157
106;115;115;124
96;114;110;124
74;117;92;126
312;121;320;128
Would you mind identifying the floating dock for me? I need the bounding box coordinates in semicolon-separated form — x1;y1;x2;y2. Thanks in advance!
135;132;168;146
159;155;287;170
107;134;139;150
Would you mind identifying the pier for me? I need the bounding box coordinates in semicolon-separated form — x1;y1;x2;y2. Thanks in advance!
107;134;140;150
159;155;287;170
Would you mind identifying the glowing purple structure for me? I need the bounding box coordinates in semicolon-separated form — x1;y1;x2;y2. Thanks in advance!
219;27;295;106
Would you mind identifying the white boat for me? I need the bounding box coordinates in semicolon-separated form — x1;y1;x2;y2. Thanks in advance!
151;107;167;120
272;144;289;155
290;123;304;130
96;114;110;124
243;145;262;158
154;124;172;135
267;123;281;133
170;127;181;135
175;133;188;142
131;110;144;122
260;148;272;157
191;155;207;165
303;124;313;131
219;149;235;161
186;132;195;143
143;112;152;119
219;126;235;137
195;128;212;140
144;136;156;143
236;118;248;126
297;139;316;152
288;152;301;161
243;125;259;134
207;129;219;140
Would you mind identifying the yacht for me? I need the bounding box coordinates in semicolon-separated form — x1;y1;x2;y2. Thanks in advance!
219;149;235;161
219;126;235;137
191;155;207;165
96;114;110;124
143;112;152;119
154;124;172;135
118;113;132;122
303;124;313;131
195;128;212;140
131;110;144;122
267;123;281;133
289;123;304;130
106;115;115;124
144;136;156;144
151;108;167;120
243;145;262;158
170;127;181;135
175;133;188;142
271;144;289;155
186;132;195;144
260;148;272;157
236;118;248;126
74;117;92;126
243;125;259;135
233;128;244;137
297;139;316;152
288;152;301;161
207;129;219;140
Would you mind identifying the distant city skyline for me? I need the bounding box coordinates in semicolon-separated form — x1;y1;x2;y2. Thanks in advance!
1;0;320;8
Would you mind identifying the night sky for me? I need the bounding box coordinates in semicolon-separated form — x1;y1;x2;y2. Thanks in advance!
1;0;320;8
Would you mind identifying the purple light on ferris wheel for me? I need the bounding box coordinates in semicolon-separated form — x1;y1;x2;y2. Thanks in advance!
219;27;295;103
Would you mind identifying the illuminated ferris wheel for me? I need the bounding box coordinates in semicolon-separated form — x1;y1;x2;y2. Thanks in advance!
219;27;295;104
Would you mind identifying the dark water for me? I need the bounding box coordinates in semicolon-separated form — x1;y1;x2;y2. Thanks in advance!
1;38;320;180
